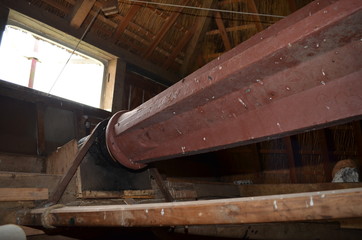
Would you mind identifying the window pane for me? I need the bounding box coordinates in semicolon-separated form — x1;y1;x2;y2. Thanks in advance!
0;26;104;108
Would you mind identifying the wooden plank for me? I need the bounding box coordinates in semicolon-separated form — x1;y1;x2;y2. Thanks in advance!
47;124;97;204
214;12;231;51
19;226;45;236
18;188;362;227
82;190;155;199
143;0;190;59
181;0;216;76
46;139;78;174
0;172;61;190
173;222;362;239
0;152;44;173
0;188;48;201
238;183;362;196
246;0;263;31
69;0;96;28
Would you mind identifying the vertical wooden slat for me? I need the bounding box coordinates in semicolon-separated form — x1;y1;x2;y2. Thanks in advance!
352;121;362;173
284;136;298;183
36;103;46;156
109;59;127;113
214;12;231;51
318;129;334;182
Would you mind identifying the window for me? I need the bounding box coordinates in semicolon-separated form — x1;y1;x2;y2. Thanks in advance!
0;25;105;108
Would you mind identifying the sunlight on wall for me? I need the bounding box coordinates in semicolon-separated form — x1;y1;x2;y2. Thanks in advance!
0;26;104;108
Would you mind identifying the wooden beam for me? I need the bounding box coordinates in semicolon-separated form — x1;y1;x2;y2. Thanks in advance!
112;3;143;42
163;28;194;69
246;0;263;32
238;183;362;196
143;0;190;59
214;12;231;51
18;188;362;227
69;0;96;28
181;0;216;76
0;188;48;201
0;172;60;196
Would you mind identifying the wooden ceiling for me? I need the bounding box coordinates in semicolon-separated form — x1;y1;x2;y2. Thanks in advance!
2;0;313;84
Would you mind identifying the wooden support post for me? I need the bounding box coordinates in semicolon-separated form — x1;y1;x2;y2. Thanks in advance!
100;59;127;112
18;188;362;227
149;168;174;202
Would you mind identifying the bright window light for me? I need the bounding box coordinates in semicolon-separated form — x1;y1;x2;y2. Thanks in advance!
0;25;104;108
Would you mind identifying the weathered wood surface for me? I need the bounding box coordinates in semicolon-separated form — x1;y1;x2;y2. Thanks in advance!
0;188;48;201
238;183;362;196
0;152;44;173
173;222;362;240
18;188;362;227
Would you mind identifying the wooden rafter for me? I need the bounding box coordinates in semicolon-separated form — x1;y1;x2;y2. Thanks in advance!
112;3;144;42
181;0;216;76
214;12;231;51
206;23;255;35
143;0;190;59
69;0;96;28
163;27;195;69
246;0;263;32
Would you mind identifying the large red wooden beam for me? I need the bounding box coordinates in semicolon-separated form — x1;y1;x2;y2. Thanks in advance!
106;0;362;169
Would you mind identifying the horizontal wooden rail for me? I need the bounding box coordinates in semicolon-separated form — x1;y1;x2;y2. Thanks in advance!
18;188;362;227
